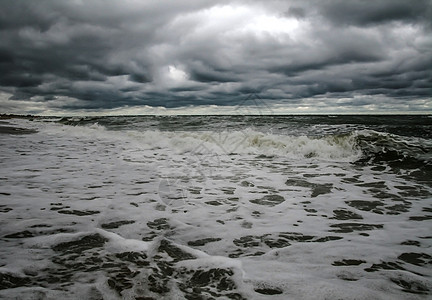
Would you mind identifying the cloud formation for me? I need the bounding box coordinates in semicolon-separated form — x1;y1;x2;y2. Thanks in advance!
0;0;431;114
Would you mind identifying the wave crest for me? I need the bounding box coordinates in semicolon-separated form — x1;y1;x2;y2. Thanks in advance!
41;120;431;165
125;129;363;162
355;130;432;166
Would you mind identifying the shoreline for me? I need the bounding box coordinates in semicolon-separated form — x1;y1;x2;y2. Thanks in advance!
0;113;40;120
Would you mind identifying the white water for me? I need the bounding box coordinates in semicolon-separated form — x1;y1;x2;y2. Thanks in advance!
0;119;431;299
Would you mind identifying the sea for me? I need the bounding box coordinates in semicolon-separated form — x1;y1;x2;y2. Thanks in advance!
0;115;431;299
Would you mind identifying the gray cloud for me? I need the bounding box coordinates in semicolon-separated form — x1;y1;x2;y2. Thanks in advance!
320;0;432;27
0;0;431;114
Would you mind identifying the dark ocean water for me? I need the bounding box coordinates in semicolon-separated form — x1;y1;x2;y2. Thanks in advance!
58;114;432;137
0;115;431;299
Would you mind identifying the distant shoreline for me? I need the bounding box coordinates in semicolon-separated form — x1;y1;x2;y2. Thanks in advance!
0;114;41;120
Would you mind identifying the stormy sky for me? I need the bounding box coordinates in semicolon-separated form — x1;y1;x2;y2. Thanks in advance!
0;0;431;115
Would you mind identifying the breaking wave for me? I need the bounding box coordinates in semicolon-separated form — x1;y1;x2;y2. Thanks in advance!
354;130;432;170
40;118;432;165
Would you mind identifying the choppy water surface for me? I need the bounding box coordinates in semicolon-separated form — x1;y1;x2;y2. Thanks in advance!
0;115;431;299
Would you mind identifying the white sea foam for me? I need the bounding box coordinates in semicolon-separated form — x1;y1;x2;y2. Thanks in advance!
0;118;431;299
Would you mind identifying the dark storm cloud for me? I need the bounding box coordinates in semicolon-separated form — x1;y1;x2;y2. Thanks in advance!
320;0;432;27
0;0;431;114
